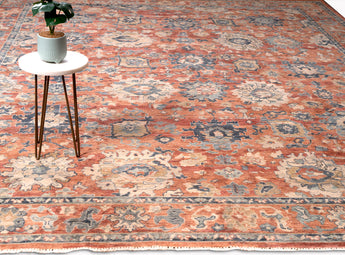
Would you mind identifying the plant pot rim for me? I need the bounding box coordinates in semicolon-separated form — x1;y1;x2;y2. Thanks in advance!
38;31;66;39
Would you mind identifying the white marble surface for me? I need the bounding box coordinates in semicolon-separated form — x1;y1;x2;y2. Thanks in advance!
18;51;88;76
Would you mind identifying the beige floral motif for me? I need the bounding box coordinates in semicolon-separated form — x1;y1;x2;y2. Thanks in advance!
257;135;284;149
223;207;257;231
104;78;178;103
276;152;345;197
175;153;207;167
232;81;289;107
100;31;152;47
240;151;266;166
3;156;76;191
111;120;150;138
108;205;150;232
327;206;345;229
217;33;263;50
185;181;222;196
310;34;335;48
44;109;66;128
255;182;281;196
82;150;182;196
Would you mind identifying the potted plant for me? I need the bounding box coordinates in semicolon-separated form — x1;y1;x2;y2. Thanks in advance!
32;0;74;63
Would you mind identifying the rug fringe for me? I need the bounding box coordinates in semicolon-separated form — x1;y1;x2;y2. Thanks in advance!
1;246;345;254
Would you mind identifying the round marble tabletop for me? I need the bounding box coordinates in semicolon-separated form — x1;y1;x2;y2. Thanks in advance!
18;51;88;76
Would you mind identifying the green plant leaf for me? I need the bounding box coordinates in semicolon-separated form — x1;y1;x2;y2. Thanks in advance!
32;3;43;16
45;15;67;27
57;3;74;20
38;2;55;13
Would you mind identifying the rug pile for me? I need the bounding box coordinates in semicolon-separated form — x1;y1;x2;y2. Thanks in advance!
1;0;345;252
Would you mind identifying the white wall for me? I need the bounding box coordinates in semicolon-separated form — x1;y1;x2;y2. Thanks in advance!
326;0;345;17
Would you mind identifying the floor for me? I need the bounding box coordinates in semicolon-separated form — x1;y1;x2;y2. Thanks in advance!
8;0;345;255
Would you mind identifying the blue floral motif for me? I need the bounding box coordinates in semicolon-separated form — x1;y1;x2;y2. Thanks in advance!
266;35;301;49
185;119;249;150
269;120;309;138
111;119;150;138
170;53;216;71
112;164;158;177
223;182;249;195
155;135;174;144
247;15;283;27
321;111;345;136
179;81;228;102
283;61;325;78
293;112;313;121
234;59;260;72
0;207;26;232
164;18;199;30
314;89;333;99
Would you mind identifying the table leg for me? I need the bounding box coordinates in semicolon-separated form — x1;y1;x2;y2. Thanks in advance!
35;75;38;159
72;73;81;157
36;75;50;160
62;74;80;157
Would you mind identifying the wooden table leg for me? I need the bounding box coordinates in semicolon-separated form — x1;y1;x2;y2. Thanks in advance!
62;74;80;157
36;75;50;160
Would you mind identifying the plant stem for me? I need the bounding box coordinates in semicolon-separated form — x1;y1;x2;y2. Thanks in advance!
49;25;55;34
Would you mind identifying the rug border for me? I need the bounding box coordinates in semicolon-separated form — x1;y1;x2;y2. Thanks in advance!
320;0;345;21
1;246;345;254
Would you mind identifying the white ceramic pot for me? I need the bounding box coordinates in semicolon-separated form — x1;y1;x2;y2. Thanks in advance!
37;33;67;64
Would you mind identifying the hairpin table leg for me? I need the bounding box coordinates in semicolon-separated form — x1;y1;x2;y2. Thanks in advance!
35;75;50;160
72;73;80;157
62;74;80;157
35;75;38;159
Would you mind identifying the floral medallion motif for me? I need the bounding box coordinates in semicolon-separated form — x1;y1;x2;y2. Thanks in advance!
266;35;301;49
232;81;289;106
217;33;263;50
164;18;199;30
257;135;284;148
0;207;26;233
118;16;142;25
2;156;76;191
170;53;216;71
186;119;249;150
108;205;150;232
247;15;283;27
179;81;228;102
322;111;345;136
82;150;183;196
276;152;345;196
0;74;23;98
283;61;325;78
234;59;260;72
100;31;152;47
310;34;335;48
111;119;150;138
268;120;308;138
104;78;177;103
223;207;257;231
327;206;345;229
118;56;151;68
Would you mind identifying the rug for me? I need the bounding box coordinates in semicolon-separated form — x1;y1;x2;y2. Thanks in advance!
1;0;345;252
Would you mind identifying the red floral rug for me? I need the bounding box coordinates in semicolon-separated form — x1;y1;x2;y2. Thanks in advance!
1;0;345;252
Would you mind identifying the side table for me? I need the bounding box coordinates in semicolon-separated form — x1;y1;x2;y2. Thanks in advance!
18;51;88;160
